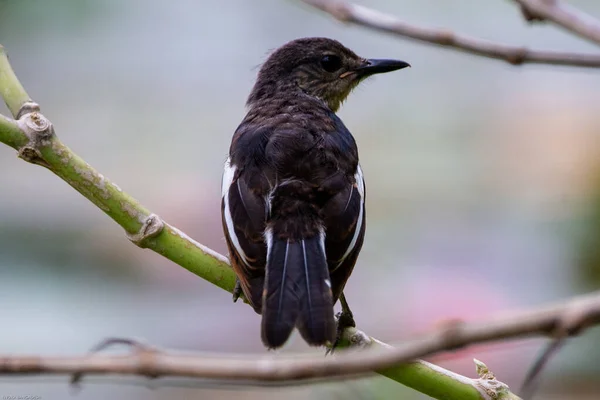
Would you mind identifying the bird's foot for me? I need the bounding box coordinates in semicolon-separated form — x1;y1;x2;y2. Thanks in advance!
233;278;242;302
326;293;356;355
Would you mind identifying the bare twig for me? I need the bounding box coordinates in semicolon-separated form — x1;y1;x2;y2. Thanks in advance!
1;291;598;386
520;337;566;399
299;0;600;68
515;0;600;46
71;337;161;387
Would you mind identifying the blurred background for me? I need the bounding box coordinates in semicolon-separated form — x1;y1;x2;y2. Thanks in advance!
1;0;600;398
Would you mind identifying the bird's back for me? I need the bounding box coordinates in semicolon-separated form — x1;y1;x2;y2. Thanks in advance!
223;97;364;347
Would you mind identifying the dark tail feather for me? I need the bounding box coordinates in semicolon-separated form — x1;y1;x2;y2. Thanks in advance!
262;238;301;348
295;236;336;346
261;235;335;348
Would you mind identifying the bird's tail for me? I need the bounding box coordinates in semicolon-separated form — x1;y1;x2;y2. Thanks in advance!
261;231;335;348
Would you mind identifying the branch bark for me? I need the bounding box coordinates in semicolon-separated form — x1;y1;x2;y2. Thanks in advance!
4;289;598;387
299;0;600;68
0;45;31;117
515;0;600;46
0;330;528;399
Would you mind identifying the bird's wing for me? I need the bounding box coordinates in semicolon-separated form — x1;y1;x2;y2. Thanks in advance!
321;164;366;301
221;156;271;311
222;121;277;311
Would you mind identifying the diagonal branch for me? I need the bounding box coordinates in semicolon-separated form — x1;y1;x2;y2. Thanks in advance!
0;45;236;294
0;45;32;117
299;0;600;68
515;0;600;46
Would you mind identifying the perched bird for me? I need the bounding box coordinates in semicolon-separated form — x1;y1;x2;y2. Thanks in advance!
221;37;409;349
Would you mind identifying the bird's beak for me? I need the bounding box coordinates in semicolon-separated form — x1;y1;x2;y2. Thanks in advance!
355;59;410;77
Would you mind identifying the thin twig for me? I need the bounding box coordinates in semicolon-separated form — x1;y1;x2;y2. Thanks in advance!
0;291;599;385
520;337;566;399
515;0;600;46
300;0;600;68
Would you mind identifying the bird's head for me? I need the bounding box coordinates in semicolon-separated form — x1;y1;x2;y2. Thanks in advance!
247;37;410;112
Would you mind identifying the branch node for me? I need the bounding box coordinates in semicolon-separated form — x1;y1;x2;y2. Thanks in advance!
71;337;162;388
16;101;40;119
127;213;165;248
436;30;456;46
346;328;372;348
507;48;528;65
437;319;466;351
549;299;591;338
473;360;513;399
15;110;54;167
474;359;495;380
476;378;512;400
519;4;546;22
17;146;43;164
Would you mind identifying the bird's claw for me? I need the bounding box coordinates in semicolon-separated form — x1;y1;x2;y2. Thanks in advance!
326;304;356;355
233;278;242;302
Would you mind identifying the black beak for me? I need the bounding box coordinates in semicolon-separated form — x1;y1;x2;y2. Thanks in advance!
356;59;410;76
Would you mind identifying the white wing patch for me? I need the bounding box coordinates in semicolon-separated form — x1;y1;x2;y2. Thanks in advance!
338;164;365;266
222;157;250;266
221;158;236;197
356;164;365;198
264;227;273;263
318;227;326;256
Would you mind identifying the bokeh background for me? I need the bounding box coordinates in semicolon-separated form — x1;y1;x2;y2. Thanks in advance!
2;0;600;398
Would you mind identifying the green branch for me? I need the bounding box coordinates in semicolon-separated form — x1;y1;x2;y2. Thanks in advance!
0;45;31;117
0;114;27;149
0;44;520;400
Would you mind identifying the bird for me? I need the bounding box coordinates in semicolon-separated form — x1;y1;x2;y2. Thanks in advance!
221;37;409;349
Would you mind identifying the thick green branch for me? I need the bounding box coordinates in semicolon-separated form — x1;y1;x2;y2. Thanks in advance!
0;45;31;117
0;44;520;400
0;114;27;149
0;104;235;293
40;135;235;292
340;330;520;399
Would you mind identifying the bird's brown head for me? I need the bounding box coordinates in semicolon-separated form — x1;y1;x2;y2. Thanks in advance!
247;37;410;112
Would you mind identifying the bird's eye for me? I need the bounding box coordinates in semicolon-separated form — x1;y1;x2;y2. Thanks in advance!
320;55;342;73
